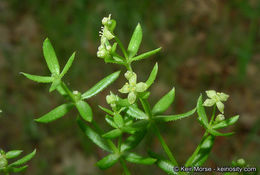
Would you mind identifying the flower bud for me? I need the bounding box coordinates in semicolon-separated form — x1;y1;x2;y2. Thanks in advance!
237;158;246;166
215;114;225;122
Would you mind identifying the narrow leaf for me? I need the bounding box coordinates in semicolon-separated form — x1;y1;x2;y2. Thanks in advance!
10;165;28;173
114;114;124;128
212;115;239;129
185;135;215;166
97;154;119;170
131;47;161;62
49;78;60;92
77;118;112;152
145;63;158;88
10;149;36;167
75;100;93;122
60;52;76;78
35;103;73;123
152;88;175;115
21;73;53;83
207;129;234;137
127;23;142;58
154;108;196;122
82;71;121;99
125;153;156;165
102;129;122;139
98;105;114;115
6;150;23;159
197;95;209;127
121;130;146;152
126;106;149;120
43;38;60;74
105;115;117;128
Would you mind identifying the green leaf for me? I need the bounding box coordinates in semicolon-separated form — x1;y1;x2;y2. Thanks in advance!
10;149;36;167
21;73;53;83
131;47;161;62
152;88;175;115
185;134;215;166
121;130;146;152
212;115;239;129
97;154;119;170
207;129;234;137
127;23;142;58
60;52;76;78
77;118;112;152
10;165;28;173
197;95;209;127
49;78;61;92
43;38;60;74
102;129;122;139
148;151;177;175
105;115;117;128
98;105;114;115
145;63;158;88
124;153;156;165
75;100;93;122
82;71;121;99
5;150;23;159
35;103;73;123
114;114;124;128
126;106;149;120
154;108;196;122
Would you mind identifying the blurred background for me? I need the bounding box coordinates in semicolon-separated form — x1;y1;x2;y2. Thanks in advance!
0;0;259;174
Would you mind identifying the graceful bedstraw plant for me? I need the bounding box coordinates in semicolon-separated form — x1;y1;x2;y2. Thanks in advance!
21;14;242;175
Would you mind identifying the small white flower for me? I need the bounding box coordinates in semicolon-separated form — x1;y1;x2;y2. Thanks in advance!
119;71;147;104
203;90;229;113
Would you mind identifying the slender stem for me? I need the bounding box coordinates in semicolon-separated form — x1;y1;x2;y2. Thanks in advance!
60;82;76;102
118;135;122;152
114;36;128;59
209;105;216;126
120;158;131;175
153;123;178;166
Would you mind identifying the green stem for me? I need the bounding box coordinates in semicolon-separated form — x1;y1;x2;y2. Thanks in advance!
209;105;216;126
114;36;128;59
120;158;131;175
60;82;76;102
153;123;178;166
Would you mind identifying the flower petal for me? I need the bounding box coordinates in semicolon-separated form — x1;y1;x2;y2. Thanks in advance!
119;84;130;93
203;99;215;107
128;92;136;104
206;90;216;98
218;92;229;101
129;73;137;85
216;101;224;113
136;82;147;92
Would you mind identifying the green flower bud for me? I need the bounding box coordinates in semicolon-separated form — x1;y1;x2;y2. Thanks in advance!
237;158;246;166
106;92;119;107
215;114;225;122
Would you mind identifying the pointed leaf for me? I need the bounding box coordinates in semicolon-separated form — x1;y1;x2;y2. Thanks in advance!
152;88;175;115
207;129;234;137
145;63;158;88
105;115;117;128
82;71;120;99
43;38;60;74
10;149;36;167
77;118;112;152
185;135;215;166
127;23;142;58
60;52;76;78
35;103;73;123
154;108;196;122
126;106;149;120
124;153;156;165
10;165;28;173
49;78;61;92
97;154;119;170
21;73;53;83
75;100;93;122
102;129;122;139
114;114;124;128
197;95;209;127
121;130;146;152
5;150;23;159
148;151;177;175
212;115;239;129
131;48;161;62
